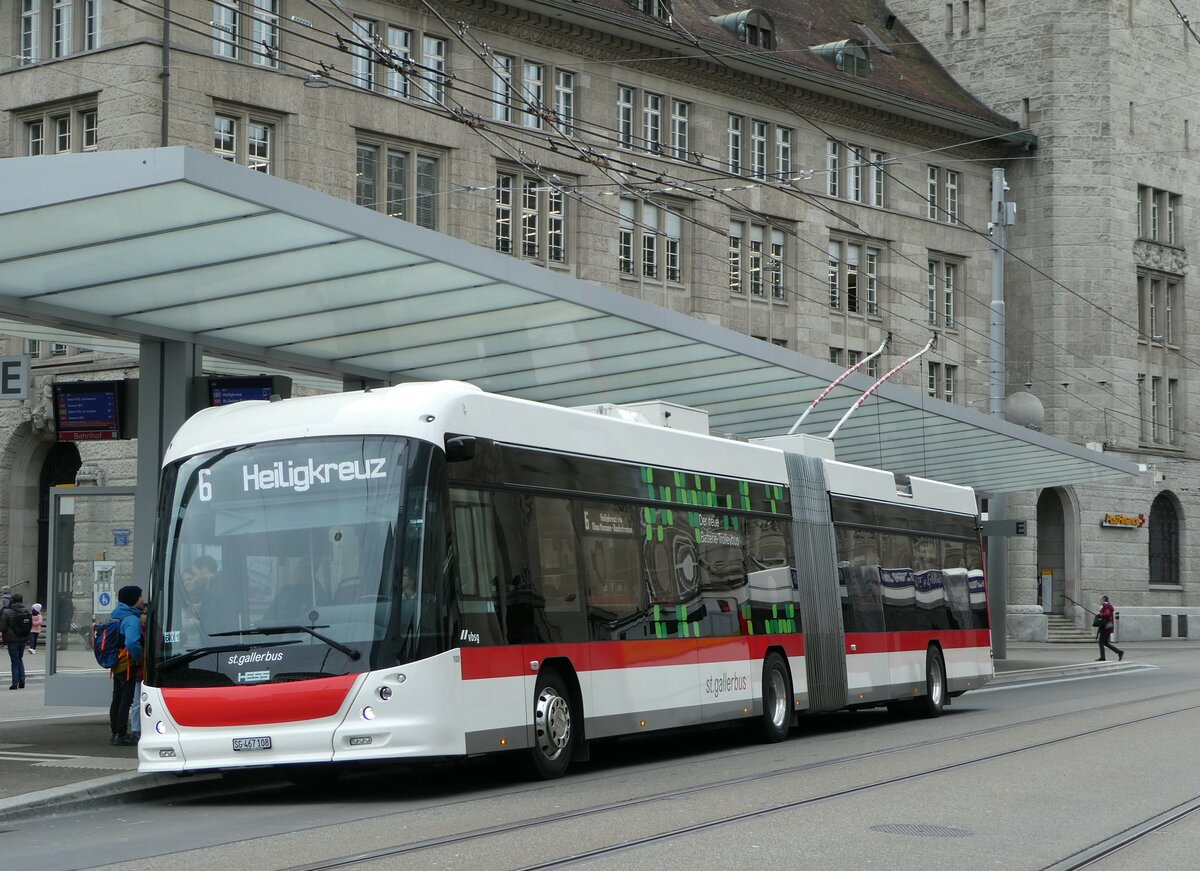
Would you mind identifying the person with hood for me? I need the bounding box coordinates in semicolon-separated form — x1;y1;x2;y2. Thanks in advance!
0;592;33;689
108;586;145;746
28;603;43;653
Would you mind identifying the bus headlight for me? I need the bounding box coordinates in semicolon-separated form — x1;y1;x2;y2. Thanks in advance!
378;686;392;701
155;721;167;735
362;707;376;721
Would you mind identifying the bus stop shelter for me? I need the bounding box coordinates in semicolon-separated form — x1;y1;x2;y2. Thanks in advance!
0;148;1141;697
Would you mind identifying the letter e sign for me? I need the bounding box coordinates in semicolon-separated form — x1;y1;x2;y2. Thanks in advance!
0;356;29;401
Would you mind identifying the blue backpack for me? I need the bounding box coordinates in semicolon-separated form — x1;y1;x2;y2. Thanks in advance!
93;619;125;668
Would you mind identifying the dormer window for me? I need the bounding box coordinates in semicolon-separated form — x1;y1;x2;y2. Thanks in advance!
711;10;776;50
811;39;872;78
631;0;672;20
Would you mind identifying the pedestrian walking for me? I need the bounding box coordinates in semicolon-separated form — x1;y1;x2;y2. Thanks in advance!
0;592;33;688
108;586;145;746
1096;595;1124;662
28;603;43;653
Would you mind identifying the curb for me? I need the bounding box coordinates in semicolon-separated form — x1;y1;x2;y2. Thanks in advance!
0;769;222;823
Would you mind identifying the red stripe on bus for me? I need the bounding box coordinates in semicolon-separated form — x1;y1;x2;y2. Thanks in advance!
459;635;808;680
846;629;991;656
160;674;357;727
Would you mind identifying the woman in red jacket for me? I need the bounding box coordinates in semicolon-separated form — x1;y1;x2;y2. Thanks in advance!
1097;595;1124;662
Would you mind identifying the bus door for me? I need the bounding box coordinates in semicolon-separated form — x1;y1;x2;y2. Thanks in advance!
839;527;889;703
448;488;527;736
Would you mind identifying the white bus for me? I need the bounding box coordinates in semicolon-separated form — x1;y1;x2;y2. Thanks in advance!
139;381;990;779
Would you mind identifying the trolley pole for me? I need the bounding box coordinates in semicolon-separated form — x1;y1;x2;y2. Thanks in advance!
987;168;1014;658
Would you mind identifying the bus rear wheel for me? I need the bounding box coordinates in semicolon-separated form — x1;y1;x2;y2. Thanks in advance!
528;669;576;780
917;647;946;718
759;652;793;743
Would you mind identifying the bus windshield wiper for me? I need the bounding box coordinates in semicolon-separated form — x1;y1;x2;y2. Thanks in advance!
156;640;303;672
210;625;362;660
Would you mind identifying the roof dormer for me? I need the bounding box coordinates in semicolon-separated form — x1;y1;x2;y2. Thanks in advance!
810;39;872;78
630;0;672;21
711;10;776;50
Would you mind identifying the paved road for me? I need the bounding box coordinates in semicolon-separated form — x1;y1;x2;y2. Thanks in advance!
6;648;1200;870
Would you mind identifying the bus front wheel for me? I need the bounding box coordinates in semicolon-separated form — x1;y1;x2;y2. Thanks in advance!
528;669;576;779
759;652;793;743
917;647;946;718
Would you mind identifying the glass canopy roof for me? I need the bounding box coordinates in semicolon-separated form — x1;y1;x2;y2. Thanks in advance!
0;147;1141;494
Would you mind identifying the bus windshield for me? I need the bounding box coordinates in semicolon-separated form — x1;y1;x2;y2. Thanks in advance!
147;435;435;688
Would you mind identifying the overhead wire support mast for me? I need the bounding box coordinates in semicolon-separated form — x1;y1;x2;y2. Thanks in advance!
789;333;891;434
826;335;937;440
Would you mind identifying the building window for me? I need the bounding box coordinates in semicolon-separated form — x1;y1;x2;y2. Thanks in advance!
495;170;569;266
829;238;881;314
355;139;439;229
622;198;683;282
1151;376;1162;443
213;1;239;59
249;0;279;68
827;140;881;201
731;220;786;298
728;115;743;174
631;0;671;20
1145;376;1181;446
728;117;790;179
491;56;550;128
617;86;680;154
20;102;97;156
927;362;958;402
827;139;839;197
25;340;40;359
670;99;690;160
213;110;274;173
350;20;447;104
20;1;102;62
751;121;768;180
21;0;41;64
52;0;73;57
1138;185;1183;244
1149;494;1180;586
50;343;69;357
1138;271;1180;344
554;71;575;134
776;127;793;179
869;150;886;207
925;166;960;223
927;257;960;327
643;92;663;154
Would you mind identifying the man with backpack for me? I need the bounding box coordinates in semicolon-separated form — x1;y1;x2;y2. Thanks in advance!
104;586;145;746
0;592;33;689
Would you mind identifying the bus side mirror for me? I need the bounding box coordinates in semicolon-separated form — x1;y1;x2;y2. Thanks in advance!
444;436;477;462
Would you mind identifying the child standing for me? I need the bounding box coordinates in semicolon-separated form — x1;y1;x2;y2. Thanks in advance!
28;604;43;653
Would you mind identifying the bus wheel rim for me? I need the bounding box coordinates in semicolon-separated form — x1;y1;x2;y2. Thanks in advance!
769;669;788;728
535;688;571;760
930;657;944;706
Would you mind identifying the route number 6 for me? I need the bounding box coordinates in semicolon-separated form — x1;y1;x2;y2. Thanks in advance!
198;469;212;502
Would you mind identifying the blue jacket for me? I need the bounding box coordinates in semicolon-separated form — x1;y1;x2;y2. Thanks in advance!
110;602;144;663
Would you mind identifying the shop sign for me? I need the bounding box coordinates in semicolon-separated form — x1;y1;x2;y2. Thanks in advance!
1100;513;1146;529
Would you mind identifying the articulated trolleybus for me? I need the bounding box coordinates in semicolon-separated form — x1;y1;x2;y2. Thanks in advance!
140;381;990;779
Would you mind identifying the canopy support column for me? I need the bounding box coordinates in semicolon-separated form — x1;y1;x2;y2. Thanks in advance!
133;340;202;590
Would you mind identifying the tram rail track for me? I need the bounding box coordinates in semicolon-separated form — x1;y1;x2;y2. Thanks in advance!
268;691;1200;871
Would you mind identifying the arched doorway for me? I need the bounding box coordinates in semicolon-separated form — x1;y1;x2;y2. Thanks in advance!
1036;488;1078;615
37;442;81;606
1149;492;1182;587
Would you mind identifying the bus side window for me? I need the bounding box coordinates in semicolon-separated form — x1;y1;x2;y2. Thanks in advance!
838;527;883;633
448;488;506;646
523;496;587;644
579;502;642;641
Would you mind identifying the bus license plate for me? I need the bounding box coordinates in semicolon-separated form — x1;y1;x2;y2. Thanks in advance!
232;737;272;751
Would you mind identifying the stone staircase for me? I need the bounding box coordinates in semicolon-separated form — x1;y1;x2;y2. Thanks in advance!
1046;613;1100;643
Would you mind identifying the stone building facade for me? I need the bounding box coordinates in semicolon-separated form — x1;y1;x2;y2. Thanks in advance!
890;0;1200;638
3;1;1051;635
